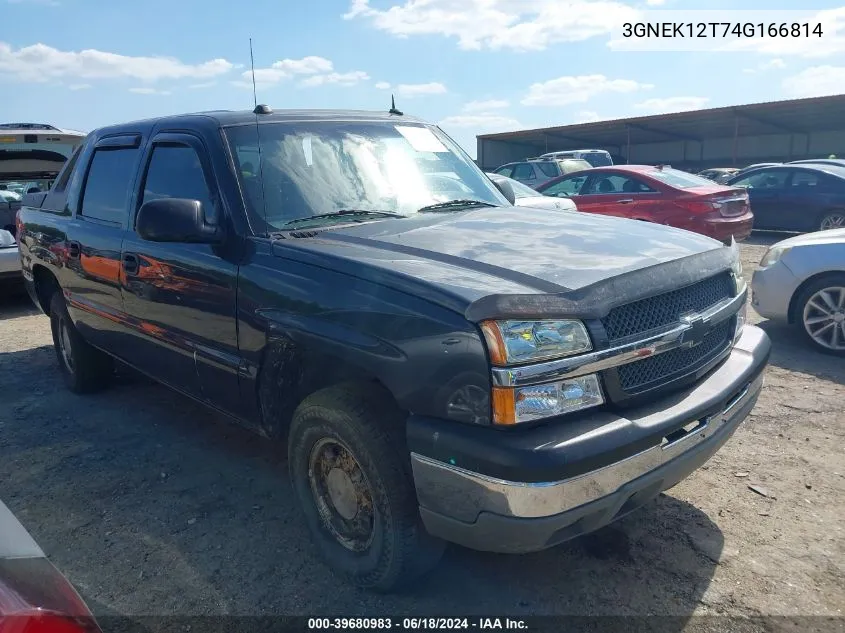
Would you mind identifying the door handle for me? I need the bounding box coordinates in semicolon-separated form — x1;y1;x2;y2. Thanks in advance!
67;241;81;259
122;253;140;275
616;198;634;204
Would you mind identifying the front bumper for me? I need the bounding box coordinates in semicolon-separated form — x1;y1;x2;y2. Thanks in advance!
751;262;798;321
410;325;770;553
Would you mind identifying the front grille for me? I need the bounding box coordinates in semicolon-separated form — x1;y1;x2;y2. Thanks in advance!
601;273;734;342
616;320;734;393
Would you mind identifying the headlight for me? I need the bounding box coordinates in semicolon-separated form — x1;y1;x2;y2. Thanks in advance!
480;319;592;366
492;374;604;425
759;246;792;268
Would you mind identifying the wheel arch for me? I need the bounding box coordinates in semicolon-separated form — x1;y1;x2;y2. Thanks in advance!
254;331;401;441
787;270;845;324
32;264;61;314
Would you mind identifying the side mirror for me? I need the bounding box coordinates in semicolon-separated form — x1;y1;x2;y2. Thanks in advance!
136;198;221;243
491;178;516;205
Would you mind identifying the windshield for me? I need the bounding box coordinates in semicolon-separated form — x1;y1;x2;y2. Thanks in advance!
647;167;717;189
225;121;504;232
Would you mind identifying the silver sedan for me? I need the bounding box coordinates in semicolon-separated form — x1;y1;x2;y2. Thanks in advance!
751;229;845;355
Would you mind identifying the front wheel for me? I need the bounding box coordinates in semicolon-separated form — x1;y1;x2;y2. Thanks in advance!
794;274;845;356
288;383;444;591
49;293;114;393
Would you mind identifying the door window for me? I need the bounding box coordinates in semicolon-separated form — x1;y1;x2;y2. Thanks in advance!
541;175;588;197
533;161;560;178
141;145;216;224
511;163;535;180
789;171;821;189
583;174;655;195
80;147;140;224
731;169;789;190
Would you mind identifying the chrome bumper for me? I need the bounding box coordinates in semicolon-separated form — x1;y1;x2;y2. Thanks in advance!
0;247;21;277
411;327;769;531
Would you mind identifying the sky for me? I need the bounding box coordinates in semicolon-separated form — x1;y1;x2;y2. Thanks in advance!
3;0;845;158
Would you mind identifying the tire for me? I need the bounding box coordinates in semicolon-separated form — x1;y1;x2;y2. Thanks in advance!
819;210;845;232
793;274;845;356
288;382;445;591
49;293;114;393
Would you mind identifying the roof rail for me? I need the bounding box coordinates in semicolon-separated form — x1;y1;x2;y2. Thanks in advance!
0;123;61;131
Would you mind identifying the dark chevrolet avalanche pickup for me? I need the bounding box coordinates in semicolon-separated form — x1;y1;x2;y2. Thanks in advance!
17;107;771;590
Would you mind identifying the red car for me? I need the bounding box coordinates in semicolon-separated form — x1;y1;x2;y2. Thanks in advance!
535;164;754;243
0;501;100;633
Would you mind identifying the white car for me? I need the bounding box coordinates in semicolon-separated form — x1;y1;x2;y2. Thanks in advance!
751;229;845;355
487;173;577;212
0;229;20;286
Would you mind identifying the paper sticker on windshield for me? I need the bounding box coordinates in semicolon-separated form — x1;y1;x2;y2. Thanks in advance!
395;126;448;153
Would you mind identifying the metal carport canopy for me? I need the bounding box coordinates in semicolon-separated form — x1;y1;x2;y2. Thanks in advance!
476;94;845;162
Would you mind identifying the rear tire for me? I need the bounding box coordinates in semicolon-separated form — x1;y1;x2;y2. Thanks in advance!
49;293;114;393
819;210;845;232
288;383;444;591
793;274;845;356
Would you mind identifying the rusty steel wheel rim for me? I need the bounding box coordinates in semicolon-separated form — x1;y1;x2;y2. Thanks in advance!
308;437;375;552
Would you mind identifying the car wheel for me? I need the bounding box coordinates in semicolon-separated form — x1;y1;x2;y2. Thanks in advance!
819;211;845;231
288;383;444;591
794;274;845;356
49;293;114;393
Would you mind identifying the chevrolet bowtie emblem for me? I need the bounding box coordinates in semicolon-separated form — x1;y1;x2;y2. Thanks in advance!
679;313;710;348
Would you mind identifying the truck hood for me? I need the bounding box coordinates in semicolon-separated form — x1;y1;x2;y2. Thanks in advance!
274;206;730;315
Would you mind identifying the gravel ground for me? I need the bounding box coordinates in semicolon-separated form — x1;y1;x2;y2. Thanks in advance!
1;236;843;628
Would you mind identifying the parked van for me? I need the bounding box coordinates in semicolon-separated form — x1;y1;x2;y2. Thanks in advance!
538;149;613;167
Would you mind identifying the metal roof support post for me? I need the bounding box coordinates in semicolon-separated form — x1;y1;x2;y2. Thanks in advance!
626;125;631;164
788;133;795;160
732;115;739;166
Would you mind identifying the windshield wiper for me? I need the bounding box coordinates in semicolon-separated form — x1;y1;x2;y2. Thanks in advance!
417;199;498;213
281;209;405;228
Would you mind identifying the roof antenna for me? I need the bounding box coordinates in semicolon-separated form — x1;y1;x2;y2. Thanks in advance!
249;38;258;110
389;94;403;116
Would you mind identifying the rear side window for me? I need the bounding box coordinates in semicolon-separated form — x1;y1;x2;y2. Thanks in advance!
494;166;513;177
141;145;216;224
534;162;559;177
52;146;83;193
512;163;535;180
80;148;140;224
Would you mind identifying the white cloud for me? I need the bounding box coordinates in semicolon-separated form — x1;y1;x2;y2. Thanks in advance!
129;87;171;95
243;55;334;86
575;110;602;123
189;81;216;89
300;70;369;87
463;99;509;112
343;0;640;51
68;83;90;90
743;58;786;74
633;96;709;114
375;81;391;89
645;0;667;4
782;65;845;98
439;113;521;131
521;75;652;106
244;56;368;89
0;42;234;82
396;82;447;97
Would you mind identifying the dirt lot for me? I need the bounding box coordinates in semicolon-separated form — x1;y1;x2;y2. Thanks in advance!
1;236;843;627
